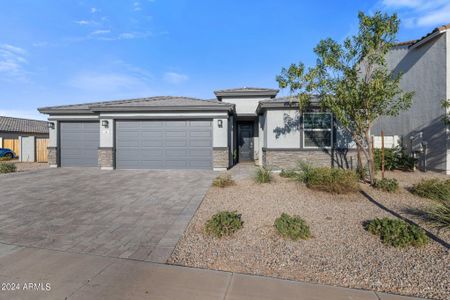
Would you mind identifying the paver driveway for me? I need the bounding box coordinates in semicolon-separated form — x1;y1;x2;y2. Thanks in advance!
0;168;213;262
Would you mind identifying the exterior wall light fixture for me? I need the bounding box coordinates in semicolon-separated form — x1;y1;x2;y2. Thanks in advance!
48;122;55;129
102;120;109;128
218;120;223;128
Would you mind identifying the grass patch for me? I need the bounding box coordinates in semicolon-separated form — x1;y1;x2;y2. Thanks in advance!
205;211;243;238
274;213;311;241
212;174;235;188
298;162;359;194
0;163;16;174
411;179;450;203
373;178;399;193
279;169;299;179
422;202;450;231
365;217;428;247
255;167;272;184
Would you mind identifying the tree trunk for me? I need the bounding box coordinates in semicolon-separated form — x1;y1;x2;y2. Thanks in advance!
356;144;364;178
365;131;375;185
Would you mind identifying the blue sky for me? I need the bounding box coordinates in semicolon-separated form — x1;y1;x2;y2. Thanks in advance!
1;0;449;120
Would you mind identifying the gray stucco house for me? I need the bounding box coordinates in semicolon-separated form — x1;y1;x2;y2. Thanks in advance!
372;23;450;174
38;23;450;173
38;88;342;171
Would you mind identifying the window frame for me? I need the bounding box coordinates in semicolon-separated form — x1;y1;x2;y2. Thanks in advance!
302;112;333;149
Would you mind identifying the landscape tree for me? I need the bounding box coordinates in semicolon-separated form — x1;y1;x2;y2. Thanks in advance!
276;11;414;184
441;99;450;125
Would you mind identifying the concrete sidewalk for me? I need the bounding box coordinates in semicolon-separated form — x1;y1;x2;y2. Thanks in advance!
0;243;423;300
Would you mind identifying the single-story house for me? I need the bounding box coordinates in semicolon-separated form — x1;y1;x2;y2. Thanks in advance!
0;116;49;162
37;89;354;171
38;22;450;173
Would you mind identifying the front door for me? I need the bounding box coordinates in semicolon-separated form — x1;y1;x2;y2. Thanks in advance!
238;122;254;161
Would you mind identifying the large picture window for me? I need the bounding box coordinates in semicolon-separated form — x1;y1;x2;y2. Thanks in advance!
303;112;332;148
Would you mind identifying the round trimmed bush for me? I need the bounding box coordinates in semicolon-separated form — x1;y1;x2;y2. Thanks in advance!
365;217;428;247
373;178;399;193
0;163;16;174
299;163;359;194
274;213;311;241
205;211;243;238
212;174;235;188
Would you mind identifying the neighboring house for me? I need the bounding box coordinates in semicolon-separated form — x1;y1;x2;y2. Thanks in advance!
0;116;49;162
38;23;450;173
372;23;450;174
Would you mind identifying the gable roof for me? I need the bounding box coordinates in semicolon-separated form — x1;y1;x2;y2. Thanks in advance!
395;23;449;48
0;116;48;134
38;96;234;114
214;87;279;98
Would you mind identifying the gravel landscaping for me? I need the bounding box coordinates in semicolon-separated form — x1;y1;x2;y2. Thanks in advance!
363;171;450;242
169;172;449;300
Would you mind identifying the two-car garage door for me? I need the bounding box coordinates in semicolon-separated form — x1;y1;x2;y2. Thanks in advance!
115;120;213;169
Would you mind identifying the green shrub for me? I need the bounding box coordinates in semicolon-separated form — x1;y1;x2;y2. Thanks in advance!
365;217;428;247
0;163;16;174
205;211;243;238
411;179;450;203
373;178;399;193
255;167;272;184
423;202;450;231
374;146;416;171
279;169;299;179
298;163;359;194
274;213;311;240
212;174;235;188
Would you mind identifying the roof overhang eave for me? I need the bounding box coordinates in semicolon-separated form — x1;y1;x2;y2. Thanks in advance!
37;108;94;115
214;91;279;98
89;105;235;112
410;30;446;49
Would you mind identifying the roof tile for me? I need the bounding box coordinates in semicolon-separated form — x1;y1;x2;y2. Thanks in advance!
0;116;48;134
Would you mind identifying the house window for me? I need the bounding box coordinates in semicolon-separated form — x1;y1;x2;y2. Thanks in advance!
303;112;332;148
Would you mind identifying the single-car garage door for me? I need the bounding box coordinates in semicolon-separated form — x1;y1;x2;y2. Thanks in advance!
60;122;99;167
116;120;213;169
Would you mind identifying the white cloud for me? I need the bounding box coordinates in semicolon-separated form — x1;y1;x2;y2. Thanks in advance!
133;1;142;11
90;29;111;35
112;60;153;81
382;0;422;7
75;20;91;25
95;31;152;41
382;0;450;28
0;44;28;82
68;72;151;93
163;72;189;84
0;109;47;120
416;3;450;27
75;20;98;26
90;7;98;14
